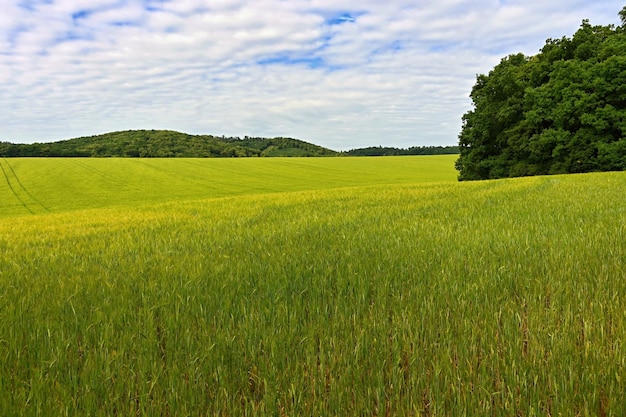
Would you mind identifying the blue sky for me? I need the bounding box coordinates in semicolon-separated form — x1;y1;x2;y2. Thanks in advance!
1;0;623;150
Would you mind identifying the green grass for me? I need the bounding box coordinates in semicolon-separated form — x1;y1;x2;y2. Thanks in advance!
1;156;625;415
0;156;457;216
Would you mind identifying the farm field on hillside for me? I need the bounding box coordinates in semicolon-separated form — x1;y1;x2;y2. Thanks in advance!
0;157;625;415
0;155;457;216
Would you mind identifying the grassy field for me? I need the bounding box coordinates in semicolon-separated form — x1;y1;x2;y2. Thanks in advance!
0;156;456;216
1;155;625;415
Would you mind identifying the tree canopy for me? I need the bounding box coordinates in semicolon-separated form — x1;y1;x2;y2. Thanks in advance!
0;130;337;158
1;130;460;158
342;145;459;156
456;7;626;180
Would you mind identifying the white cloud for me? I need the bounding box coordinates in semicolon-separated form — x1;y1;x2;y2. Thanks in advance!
0;0;624;149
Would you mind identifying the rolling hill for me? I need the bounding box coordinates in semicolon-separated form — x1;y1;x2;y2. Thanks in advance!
0;130;337;158
0;130;460;158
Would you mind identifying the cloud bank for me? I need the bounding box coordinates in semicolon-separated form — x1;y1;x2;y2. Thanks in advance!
1;0;623;149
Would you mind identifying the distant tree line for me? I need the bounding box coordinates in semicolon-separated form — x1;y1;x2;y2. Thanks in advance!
456;7;626;180
0;130;461;158
0;130;337;158
342;145;459;156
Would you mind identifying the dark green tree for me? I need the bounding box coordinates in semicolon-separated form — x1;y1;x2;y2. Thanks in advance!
456;8;626;180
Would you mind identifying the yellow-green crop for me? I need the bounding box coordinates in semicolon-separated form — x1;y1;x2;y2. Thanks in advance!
0;156;457;216
1;156;625;415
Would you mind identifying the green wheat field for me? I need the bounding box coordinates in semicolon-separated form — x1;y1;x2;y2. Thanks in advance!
1;155;625;416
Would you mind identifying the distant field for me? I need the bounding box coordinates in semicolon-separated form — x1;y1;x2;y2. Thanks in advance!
1;156;625;415
0;155;457;216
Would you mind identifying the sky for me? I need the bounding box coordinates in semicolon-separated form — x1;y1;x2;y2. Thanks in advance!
1;0;623;150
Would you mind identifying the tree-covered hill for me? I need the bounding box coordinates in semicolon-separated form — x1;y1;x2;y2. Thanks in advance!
456;7;626;180
0;130;338;158
0;130;461;158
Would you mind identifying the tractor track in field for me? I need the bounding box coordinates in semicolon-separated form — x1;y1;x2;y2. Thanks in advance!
67;159;164;198
67;159;130;187
0;158;50;214
0;159;32;214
